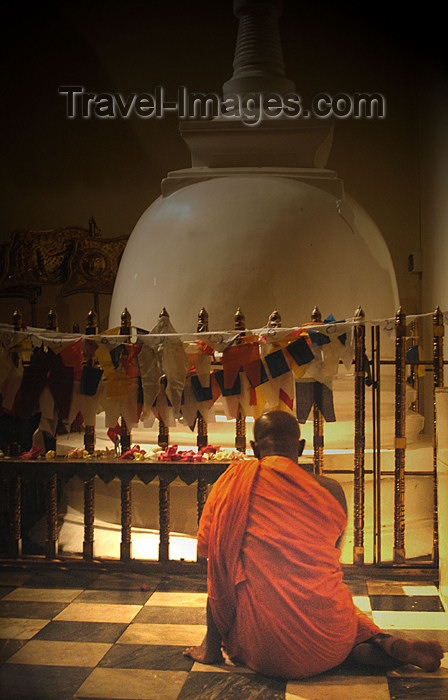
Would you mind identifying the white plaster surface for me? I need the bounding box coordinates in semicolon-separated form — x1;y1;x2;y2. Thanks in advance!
110;175;399;332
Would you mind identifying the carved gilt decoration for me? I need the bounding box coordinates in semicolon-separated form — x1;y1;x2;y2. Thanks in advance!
0;224;128;298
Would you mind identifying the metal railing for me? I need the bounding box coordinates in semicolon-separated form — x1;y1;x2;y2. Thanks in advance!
0;304;445;568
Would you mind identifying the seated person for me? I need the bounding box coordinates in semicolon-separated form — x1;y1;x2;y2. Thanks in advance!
184;410;444;678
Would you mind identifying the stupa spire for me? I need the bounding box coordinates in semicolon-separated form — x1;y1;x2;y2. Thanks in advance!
223;0;296;96
177;0;334;171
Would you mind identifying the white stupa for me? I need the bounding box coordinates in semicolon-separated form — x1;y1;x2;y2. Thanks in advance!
110;0;399;332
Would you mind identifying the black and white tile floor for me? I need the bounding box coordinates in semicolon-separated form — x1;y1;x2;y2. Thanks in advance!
0;563;447;699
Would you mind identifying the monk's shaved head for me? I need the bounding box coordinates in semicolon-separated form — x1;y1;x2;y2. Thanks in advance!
252;410;304;461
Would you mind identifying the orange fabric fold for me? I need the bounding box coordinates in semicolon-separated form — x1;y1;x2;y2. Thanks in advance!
198;456;380;679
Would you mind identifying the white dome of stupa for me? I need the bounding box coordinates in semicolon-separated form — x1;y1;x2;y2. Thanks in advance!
109;174;398;331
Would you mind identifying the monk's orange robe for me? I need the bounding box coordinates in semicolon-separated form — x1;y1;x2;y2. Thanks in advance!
198;456;380;679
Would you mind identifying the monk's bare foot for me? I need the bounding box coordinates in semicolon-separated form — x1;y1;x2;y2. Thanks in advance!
380;636;444;672
183;642;224;665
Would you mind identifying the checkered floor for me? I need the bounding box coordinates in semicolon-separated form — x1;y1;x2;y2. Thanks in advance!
0;563;447;699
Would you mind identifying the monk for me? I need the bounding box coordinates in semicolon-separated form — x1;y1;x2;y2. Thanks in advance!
184;410;444;678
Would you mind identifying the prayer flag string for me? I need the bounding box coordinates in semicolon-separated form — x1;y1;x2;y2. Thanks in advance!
0;308;444;435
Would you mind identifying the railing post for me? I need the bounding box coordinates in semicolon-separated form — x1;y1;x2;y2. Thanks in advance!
197;473;208;527
84;308;98;455
81;309;97;560
9;311;22;453
44;309;58;454
156;308;172;561
84;428;95;454
409;318;421;413
159;477;170;562
353;305;366;565
372;324;382;565
157;308;170;450
119;308;132;454
268;310;282;328
196;308;209;530
47;308;58;331
196;307;209;451
234;308;246;453
394;306;407;564
311;306;324;476
10;475;22;557
10;308;23;552
432;306;444;565
12;308;22;331
158;420;169;449
83;475;95;561
120;477;132;561
45;473;58;559
118;308;132;560
68;320;81;434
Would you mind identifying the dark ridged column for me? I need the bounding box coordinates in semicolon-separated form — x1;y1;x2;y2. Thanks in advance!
223;0;295;96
